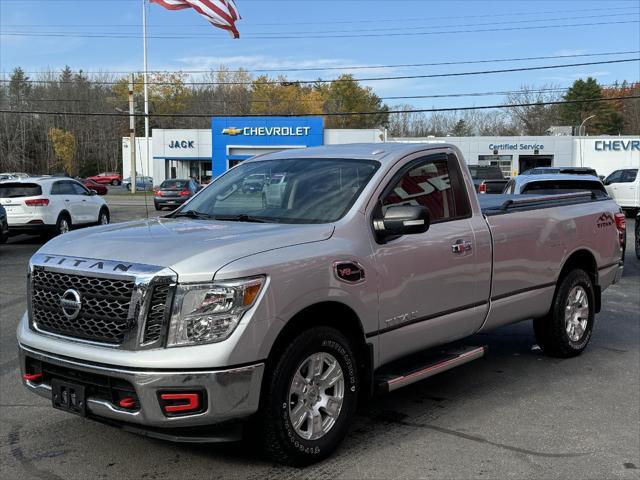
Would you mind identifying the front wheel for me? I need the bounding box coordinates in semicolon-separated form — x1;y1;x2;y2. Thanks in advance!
255;326;359;466
533;269;595;358
111;179;120;186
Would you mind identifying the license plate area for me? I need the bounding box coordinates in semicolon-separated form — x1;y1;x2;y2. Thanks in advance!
51;378;86;416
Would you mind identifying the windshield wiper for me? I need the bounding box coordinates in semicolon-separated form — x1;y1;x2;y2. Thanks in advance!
213;214;270;223
173;209;213;219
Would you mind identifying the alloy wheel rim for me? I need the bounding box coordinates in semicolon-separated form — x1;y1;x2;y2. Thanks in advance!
100;214;108;225
288;352;345;441
59;219;69;234
565;285;589;342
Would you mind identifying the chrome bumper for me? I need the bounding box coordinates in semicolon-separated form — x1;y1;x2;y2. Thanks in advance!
19;343;264;430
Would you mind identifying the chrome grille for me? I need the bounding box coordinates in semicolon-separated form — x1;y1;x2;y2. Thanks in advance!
142;283;172;344
31;269;135;344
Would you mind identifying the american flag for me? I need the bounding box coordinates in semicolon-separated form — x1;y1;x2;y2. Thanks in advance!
150;0;241;38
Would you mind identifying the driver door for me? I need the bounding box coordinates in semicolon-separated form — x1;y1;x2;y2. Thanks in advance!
370;152;490;365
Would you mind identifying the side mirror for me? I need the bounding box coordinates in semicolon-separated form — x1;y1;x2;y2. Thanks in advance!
89;189;97;196
374;205;430;238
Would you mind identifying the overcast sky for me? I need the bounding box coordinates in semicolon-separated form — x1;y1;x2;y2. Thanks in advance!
1;0;639;109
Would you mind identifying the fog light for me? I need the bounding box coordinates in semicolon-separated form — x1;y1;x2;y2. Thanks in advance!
158;391;205;416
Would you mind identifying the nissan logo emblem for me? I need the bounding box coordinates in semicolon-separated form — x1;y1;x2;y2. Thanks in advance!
60;289;82;320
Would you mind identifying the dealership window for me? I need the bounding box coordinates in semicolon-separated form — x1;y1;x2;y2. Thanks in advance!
478;155;512;178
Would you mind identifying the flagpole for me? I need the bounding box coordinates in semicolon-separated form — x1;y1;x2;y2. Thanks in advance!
142;0;150;188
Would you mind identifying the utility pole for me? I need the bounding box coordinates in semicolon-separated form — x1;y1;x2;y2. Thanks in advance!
129;74;137;194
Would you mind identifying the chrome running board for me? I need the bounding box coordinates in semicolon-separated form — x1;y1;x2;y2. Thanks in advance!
376;345;487;393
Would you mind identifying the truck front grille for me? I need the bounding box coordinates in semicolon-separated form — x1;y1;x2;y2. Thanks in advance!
31;269;135;344
142;283;172;344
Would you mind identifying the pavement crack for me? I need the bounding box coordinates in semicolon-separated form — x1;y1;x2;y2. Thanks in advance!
8;424;65;480
391;418;589;458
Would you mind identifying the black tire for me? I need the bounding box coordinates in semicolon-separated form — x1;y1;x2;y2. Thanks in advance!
98;208;110;225
0;226;7;244
255;326;359;466
54;213;72;236
635;222;640;260
533;269;595;358
154;204;161;211
111;179;120;186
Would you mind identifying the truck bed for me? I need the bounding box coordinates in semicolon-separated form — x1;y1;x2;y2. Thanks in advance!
479;191;603;216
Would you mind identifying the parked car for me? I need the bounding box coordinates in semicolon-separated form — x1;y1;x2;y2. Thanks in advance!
86;172;122;186
153;178;201;210
122;176;154;192
603;168;639;217
81;178;108;195
0;205;8;243
521;166;598;176
242;173;268;193
17;143;624;466
503;174;609;198
0;177;110;237
0;172;30;181
468;165;509;194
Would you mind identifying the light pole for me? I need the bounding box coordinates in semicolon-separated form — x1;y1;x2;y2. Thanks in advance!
578;115;596;167
579;114;597;136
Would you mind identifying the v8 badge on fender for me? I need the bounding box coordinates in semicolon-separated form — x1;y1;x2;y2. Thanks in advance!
333;261;365;284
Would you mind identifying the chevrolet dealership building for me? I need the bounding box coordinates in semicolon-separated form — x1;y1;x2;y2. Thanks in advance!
122;116;639;184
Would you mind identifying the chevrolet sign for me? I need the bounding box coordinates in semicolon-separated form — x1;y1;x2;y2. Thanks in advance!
222;126;312;137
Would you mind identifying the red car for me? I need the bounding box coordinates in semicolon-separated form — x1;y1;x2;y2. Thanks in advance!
82;178;108;195
86;172;122;186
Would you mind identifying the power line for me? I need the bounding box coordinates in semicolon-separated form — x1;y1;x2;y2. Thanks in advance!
15;84;633;104
4;51;638;75
1;58;637;86
2;19;638;40
4;12;636;36
2;96;638;118
2;5;637;26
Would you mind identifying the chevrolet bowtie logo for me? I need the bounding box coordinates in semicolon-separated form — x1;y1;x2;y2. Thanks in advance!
222;127;243;136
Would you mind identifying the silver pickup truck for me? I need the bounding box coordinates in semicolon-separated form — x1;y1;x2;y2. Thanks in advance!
17;143;625;465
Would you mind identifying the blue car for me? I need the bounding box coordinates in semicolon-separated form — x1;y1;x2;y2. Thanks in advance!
122;176;154;192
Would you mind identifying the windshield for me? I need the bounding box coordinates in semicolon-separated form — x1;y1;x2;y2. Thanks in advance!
522;180;608;198
176;158;379;224
468;166;504;180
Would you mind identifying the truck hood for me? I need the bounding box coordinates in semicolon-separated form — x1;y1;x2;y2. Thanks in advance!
37;218;334;280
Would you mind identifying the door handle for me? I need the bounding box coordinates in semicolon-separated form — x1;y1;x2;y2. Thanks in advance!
64;199;70;202
452;240;472;253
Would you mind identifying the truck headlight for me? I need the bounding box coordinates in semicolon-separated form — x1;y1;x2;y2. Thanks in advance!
166;276;264;347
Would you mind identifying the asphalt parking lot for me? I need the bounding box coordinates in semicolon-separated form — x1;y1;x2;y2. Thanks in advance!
1;199;638;479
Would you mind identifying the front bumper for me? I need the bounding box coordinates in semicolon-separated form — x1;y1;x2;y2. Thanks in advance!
19;343;264;433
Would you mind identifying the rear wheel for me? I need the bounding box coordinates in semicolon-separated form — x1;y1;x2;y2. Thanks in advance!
635;221;640;259
98;208;110;225
255;326;359;466
533;269;595;358
54;213;72;236
111;179;120;186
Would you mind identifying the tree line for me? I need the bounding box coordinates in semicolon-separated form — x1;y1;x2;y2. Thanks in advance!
0;66;637;176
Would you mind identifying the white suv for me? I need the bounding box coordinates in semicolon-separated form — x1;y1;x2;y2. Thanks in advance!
0;177;110;237
604;168;640;216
